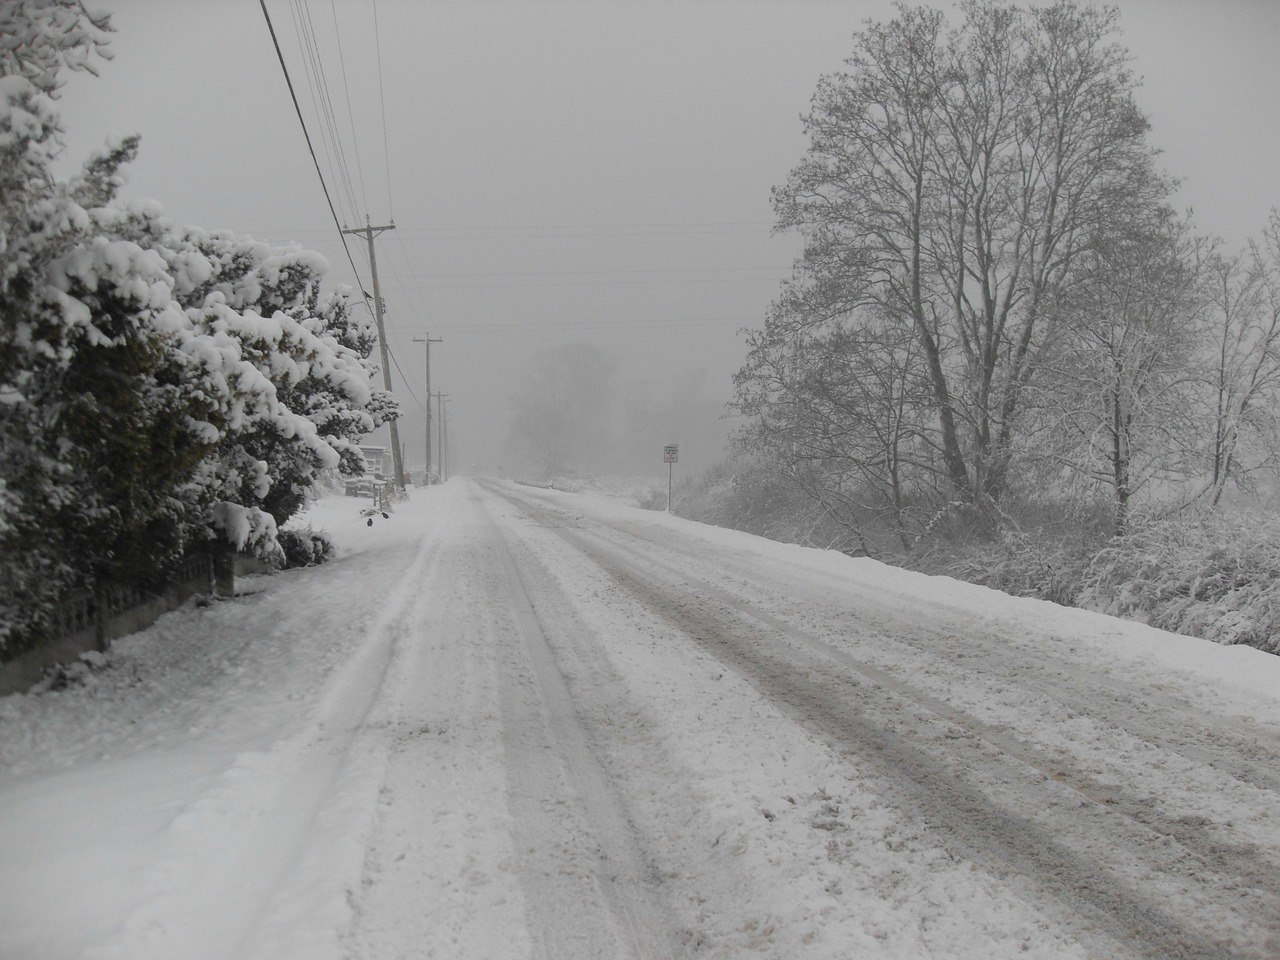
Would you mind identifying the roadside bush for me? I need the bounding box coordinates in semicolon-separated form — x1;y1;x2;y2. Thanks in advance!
638;485;667;511
1080;514;1280;654
655;453;1280;655
0;6;395;659
944;529;1095;608
675;458;869;554
277;529;336;569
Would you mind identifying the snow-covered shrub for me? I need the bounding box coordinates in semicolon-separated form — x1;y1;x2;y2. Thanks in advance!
1080;514;1280;654
676;457;870;554
119;215;399;537
945;529;1093;608
277;529;336;569
637;485;667;511
0;5;393;656
0;14;209;653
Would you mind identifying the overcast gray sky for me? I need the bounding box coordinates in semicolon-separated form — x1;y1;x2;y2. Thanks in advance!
54;0;1280;478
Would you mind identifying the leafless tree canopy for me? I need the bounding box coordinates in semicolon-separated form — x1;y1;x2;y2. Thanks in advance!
736;0;1280;551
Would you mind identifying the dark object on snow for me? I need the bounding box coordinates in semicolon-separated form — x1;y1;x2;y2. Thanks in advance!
278;529;337;568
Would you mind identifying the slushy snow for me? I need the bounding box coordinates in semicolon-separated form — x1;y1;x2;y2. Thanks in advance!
2;480;1279;959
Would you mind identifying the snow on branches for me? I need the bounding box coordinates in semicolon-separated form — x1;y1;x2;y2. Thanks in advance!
0;9;391;654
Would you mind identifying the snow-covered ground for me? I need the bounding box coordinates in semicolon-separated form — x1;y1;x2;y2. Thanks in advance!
3;479;1280;959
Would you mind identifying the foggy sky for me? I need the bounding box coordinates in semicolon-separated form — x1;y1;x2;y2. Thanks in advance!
53;0;1280;479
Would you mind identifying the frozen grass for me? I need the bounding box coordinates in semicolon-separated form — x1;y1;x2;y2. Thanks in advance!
936;512;1280;655
945;529;1094;608
539;472;666;507
667;460;1280;655
1080;515;1280;654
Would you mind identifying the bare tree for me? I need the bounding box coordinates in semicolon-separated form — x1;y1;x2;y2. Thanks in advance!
1201;213;1280;504
764;0;1168;515
735;289;937;552
504;343;616;479
1035;210;1203;532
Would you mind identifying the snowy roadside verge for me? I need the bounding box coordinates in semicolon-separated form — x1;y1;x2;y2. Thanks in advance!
483;484;1092;958
501;483;1280;722
0;491;440;960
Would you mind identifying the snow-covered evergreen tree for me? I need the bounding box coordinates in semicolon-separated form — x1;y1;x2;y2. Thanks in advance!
0;3;395;656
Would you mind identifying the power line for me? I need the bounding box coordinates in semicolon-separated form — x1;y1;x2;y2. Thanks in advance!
257;0;369;298
390;219;775;231
292;0;362;222
329;0;370;215
241;223;776;239
306;0;365;220
276;3;428;445
352;264;791;280
286;0;350;223
386;344;427;411
393;230;434;321
371;0;394;219
385;315;759;334
374;235;435;340
329;274;787;291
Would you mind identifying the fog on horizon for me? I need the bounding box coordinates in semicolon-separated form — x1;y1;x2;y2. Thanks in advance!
51;0;1280;482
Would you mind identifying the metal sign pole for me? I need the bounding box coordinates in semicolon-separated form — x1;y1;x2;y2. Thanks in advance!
663;443;678;513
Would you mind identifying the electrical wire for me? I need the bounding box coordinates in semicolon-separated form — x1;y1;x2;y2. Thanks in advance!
371;0;394;219
362;264;790;279
257;0;369;298
386;344;428;410
241;223;775;239
291;0;362;222
393;231;435;325
384;315;759;334
302;0;364;219
329;0;370;214
388;219;774;231
286;0;349;223
329;274;788;291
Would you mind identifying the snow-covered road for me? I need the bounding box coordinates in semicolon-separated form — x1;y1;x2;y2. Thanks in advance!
3;479;1280;959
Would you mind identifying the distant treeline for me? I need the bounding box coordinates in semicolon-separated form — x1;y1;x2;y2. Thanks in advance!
731;1;1280;550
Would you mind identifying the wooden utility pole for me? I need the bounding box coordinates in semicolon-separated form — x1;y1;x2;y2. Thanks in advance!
342;219;405;491
443;404;451;479
412;335;442;482
432;392;450;481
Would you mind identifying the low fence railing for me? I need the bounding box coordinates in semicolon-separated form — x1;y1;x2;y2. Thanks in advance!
1;551;218;697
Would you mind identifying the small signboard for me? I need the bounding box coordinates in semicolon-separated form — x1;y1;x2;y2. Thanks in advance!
664;444;679;463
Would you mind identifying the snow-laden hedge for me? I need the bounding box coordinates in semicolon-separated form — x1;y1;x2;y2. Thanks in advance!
0;7;395;657
945;529;1092;609
1079;516;1280;655
944;514;1280;655
278;529;336;569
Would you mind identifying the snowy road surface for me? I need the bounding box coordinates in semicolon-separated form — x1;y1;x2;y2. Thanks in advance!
3;480;1280;960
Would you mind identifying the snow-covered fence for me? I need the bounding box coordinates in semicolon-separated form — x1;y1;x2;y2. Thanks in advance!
0;553;216;697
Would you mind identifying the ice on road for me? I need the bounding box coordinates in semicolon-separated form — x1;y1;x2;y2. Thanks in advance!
3;479;1280;959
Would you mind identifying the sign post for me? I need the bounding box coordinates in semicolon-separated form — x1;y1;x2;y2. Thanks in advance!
663;444;678;512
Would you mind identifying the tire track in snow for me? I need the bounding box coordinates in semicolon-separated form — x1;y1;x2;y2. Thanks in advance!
477;491;683;960
571;534;1277;959
484;481;1280;960
85;525;444;960
569;520;1280;910
500;483;1280;797
621;513;1280;794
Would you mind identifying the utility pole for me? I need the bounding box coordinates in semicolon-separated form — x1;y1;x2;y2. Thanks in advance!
342;218;405;491
443;404;451;479
412;335;442;483
432;392;450;482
